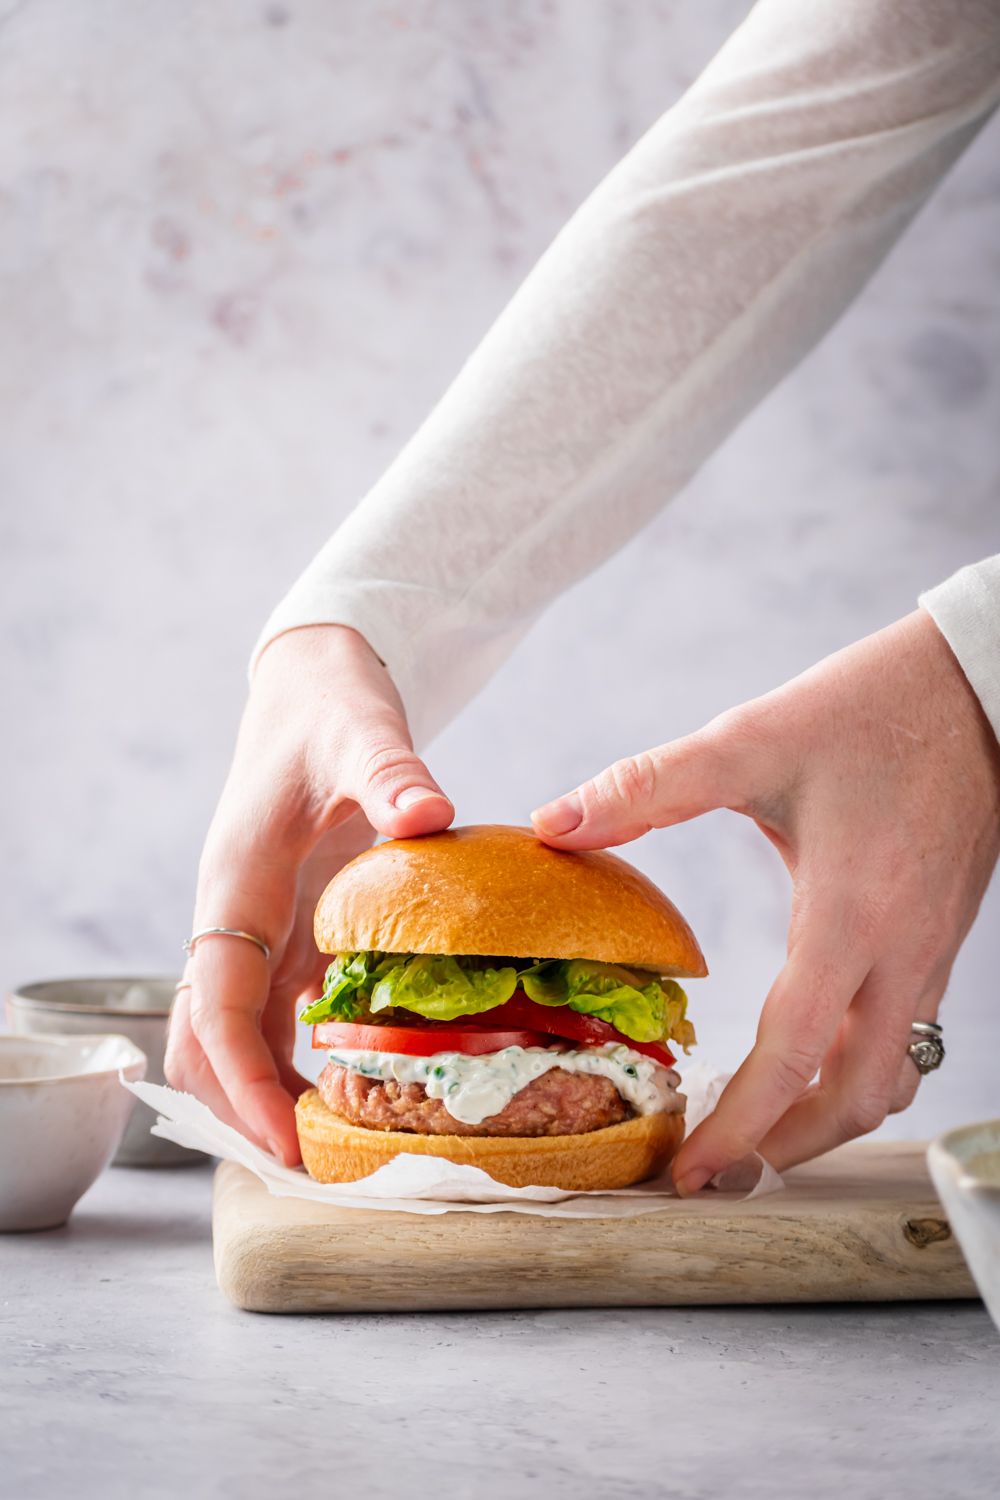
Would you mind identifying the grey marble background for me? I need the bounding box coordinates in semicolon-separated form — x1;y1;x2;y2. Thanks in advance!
2;1;998;1136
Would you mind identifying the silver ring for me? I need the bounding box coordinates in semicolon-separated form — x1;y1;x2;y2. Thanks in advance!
908;1021;944;1076
183;927;271;962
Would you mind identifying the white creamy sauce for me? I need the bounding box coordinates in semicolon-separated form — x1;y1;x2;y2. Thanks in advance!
326;1043;684;1126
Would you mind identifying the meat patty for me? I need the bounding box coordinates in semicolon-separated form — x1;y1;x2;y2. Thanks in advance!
318;1061;630;1137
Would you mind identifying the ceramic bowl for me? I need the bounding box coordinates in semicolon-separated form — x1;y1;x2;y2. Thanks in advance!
928;1119;1000;1335
0;1033;147;1231
6;976;200;1165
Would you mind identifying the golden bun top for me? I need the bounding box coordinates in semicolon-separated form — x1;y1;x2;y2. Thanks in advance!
313;824;707;977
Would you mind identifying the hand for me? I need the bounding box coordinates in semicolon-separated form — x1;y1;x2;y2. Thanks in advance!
165;625;454;1164
531;610;1000;1191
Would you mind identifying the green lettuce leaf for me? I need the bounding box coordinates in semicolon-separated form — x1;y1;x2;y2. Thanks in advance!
369;954;518;1022
521;959;693;1049
299;951;695;1052
298;951;405;1024
298;951;517;1025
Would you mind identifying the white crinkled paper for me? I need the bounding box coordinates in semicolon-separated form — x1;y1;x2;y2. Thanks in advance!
123;1061;782;1216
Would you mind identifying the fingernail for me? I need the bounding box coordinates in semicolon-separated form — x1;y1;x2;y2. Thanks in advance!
531;794;582;836
394;786;442;810
265;1137;283;1161
674;1167;712;1197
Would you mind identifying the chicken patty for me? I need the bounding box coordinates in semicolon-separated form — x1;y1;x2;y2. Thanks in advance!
318;1060;630;1137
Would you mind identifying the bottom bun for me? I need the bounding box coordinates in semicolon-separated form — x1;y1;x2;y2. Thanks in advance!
295;1087;685;1192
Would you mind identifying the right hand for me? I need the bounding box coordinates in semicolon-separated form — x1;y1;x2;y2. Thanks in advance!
531;611;1000;1187
164;625;454;1164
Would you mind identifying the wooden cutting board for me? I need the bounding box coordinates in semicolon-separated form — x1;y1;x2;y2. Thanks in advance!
212;1140;976;1313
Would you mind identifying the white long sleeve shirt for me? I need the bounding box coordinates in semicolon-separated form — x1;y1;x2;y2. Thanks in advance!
252;0;1000;747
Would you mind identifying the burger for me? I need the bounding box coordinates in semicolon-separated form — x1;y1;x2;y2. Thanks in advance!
294;824;705;1191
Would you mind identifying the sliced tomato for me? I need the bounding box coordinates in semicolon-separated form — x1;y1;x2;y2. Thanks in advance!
457;992;676;1067
311;1021;558;1056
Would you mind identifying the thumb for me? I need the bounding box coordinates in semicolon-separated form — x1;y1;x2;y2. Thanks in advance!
347;714;455;841
530;730;739;850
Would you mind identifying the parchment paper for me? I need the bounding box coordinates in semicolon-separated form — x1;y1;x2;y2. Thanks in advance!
123;1062;782;1217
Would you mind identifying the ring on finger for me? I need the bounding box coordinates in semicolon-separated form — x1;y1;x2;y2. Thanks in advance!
182;927;271;962
907;1019;945;1076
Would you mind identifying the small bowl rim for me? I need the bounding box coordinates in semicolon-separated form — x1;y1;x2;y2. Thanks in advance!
7;974;177;1021
0;1032;148;1087
929;1118;1000;1193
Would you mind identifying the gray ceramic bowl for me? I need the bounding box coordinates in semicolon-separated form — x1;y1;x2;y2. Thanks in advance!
928;1120;1000;1336
0;1033;147;1230
6;976;204;1166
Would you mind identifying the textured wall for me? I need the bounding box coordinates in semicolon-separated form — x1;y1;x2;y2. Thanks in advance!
2;1;998;1136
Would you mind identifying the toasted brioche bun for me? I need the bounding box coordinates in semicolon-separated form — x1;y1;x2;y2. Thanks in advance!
313;824;706;977
295;1087;684;1191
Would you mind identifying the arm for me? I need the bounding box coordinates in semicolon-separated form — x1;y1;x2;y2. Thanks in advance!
171;0;1000;1155
254;0;1000;746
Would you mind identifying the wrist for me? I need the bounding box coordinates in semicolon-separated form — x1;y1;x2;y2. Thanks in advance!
908;608;1000;808
254;623;386;681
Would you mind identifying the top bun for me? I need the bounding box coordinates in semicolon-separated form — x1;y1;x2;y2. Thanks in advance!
314;825;707;977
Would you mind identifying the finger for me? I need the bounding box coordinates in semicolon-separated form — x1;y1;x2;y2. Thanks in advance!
887;970;950;1116
756;964;938;1172
671;916;871;1194
529;725;751;850
164;975;202;1084
340;713;454;841
261;981;313;1101
164;986;257;1135
265;845;350;1101
163;982;193;1087
164;976;192;1072
187;929;303;1163
187;836;304;1160
247;621;453;844
233;703;452;862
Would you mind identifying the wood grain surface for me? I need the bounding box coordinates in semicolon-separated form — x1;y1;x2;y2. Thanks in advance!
211;1141;977;1313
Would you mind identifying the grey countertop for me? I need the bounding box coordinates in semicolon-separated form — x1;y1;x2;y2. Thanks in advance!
2;1162;999;1500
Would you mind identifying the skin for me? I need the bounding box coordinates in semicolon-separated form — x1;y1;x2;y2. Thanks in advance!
531;609;1000;1193
164;625;453;1164
168;609;1000;1183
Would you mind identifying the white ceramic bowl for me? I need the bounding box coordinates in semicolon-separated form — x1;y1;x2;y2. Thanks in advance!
0;1033;147;1232
928;1119;1000;1335
6;976;199;1165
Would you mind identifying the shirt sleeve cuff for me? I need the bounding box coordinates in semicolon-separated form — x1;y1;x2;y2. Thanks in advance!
920;555;1000;745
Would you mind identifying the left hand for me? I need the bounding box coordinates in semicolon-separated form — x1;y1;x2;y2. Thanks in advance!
531;610;1000;1193
166;624;454;1164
